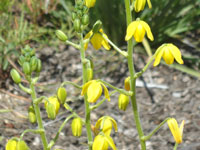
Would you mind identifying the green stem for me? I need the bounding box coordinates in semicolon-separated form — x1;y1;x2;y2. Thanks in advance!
101;34;128;57
141;118;170;141
61;81;82;89
80;33;93;149
66;40;80;49
64;103;81;118
30;83;48;150
48;114;74;149
174;143;179;150
98;80;133;96
20;129;44;140
125;0;146;149
142;37;152;57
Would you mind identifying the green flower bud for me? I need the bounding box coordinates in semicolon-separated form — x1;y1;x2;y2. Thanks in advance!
57;87;67;105
56;30;68;41
18;56;25;66
82;14;89;25
22;62;31;75
16;140;29;150
71;12;76;21
36;59;42;73
87;68;93;81
46;102;56;120
10;69;21;84
28;106;36;124
92;20;102;33
71;117;82;137
74;19;81;32
45;97;60;120
30;56;38;72
6;139;17;150
118;94;129;111
30;50;35;56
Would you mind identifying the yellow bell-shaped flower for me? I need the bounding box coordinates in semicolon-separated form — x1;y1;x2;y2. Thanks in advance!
71;117;83;137
134;0;152;12
84;29;111;50
6;139;17;150
125;19;154;42
153;43;184;66
81;80;110;103
85;0;96;8
167;118;185;144
92;134;117;150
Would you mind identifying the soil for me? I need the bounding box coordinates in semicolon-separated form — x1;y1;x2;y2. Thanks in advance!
0;44;200;150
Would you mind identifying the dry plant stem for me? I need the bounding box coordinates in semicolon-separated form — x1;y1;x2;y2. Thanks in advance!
30;83;48;150
79;33;93;149
125;0;146;149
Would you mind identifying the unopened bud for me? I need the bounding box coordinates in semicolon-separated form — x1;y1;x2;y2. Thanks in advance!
30;56;37;72
74;19;81;32
118;94;129;111
92;20;102;33
71;12;76;21
22;62;31;75
6;139;17;150
10;69;21;84
71;117;82;137
45;97;60;120
87;68;93;81
36;59;42;73
56;30;68;41
28;106;36;124
124;77;130;91
47;102;56;120
16;140;29;150
82;14;89;25
57;87;67;105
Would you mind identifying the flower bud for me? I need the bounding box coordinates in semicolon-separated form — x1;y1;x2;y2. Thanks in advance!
45;97;60;120
36;59;42;73
28;106;36;124
16;140;29;150
118;94;129;111
30;56;37;72
10;69;21;84
22;62;31;75
74;19;81;32
86;68;93;81
71;12;76;21
124;77;130;91
92;20;102;33
6;139;17;150
56;30;68;41
18;56;25;66
92;134;108;150
85;0;96;8
82;14;89;25
71;117;82;137
57;87;67;105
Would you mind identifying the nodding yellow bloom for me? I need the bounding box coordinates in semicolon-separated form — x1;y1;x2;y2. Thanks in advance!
81;80;110;103
95;116;118;136
71;117;83;137
134;0;152;12
92;134;117;150
153;43;184;66
125;19;154;42
84;29;111;50
85;0;96;8
167;118;185;144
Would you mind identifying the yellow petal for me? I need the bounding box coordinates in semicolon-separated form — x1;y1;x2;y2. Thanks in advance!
87;81;102;103
179;120;185;137
84;30;93;50
134;0;146;12
108;117;118;132
91;33;103;50
92;135;108;150
147;0;152;8
134;22;145;42
101;33;111;50
101;83;110;101
125;21;137;41
102;118;112;136
81;80;94;95
163;47;174;65
95;117;104;129
141;21;154;41
104;135;117;150
169;44;184;64
153;45;165;66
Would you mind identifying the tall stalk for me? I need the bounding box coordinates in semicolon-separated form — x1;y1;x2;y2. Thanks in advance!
124;0;146;149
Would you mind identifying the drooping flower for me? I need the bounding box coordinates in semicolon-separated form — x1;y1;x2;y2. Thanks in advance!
85;0;96;8
118;94;129;111
95;116;118;136
153;43;184;66
167;118;185;144
134;0;152;12
92;134;116;150
84;29;111;50
81;80;110;103
125;19;154;42
71;117;83;137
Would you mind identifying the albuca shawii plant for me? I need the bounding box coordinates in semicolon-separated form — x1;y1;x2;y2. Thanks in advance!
6;0;185;150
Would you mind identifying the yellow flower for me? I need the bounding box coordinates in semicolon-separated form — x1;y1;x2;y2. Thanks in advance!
84;29;111;50
85;0;96;8
134;0;152;12
95;116;118;136
125;19;154;42
153;43;184;66
6;139;17;150
71;117;83;137
167;118;184;144
45;96;60;119
92;134;116;150
81;80;110;103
